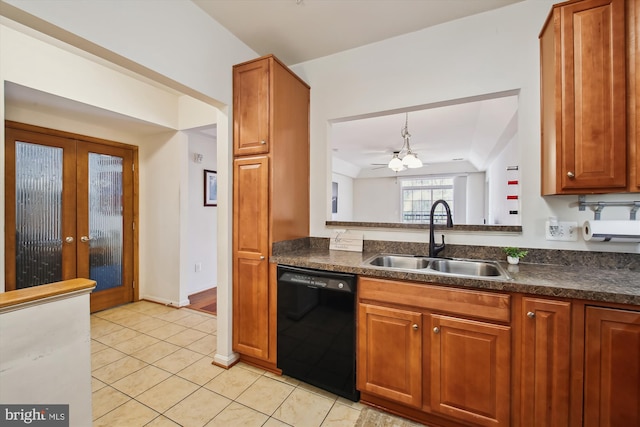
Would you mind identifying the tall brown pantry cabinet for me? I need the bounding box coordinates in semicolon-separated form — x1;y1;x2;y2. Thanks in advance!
232;55;310;371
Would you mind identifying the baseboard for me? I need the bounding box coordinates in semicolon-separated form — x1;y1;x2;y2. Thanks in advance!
213;352;240;369
140;295;185;308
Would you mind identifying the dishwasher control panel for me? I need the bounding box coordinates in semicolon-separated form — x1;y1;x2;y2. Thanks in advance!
277;266;356;293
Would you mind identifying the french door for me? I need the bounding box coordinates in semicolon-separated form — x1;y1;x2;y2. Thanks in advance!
5;123;135;312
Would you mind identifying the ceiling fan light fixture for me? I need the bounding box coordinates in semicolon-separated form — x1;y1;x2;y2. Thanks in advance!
388;154;404;172
406;153;423;168
388;112;424;171
402;151;416;166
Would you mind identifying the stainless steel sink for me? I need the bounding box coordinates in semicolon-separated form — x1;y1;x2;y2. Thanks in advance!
366;254;430;270
363;253;510;280
428;259;504;277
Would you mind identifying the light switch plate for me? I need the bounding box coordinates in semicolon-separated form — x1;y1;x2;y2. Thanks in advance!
545;221;578;241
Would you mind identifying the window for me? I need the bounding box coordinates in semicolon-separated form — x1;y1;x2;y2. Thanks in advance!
401;178;454;223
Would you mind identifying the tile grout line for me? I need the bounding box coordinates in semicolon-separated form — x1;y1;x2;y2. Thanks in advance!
92;302;357;427
92;304;219;424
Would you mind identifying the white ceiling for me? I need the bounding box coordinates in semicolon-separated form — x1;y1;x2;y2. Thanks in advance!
193;0;524;65
332;93;519;176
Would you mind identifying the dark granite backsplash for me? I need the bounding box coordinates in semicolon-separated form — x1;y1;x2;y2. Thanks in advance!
273;237;640;271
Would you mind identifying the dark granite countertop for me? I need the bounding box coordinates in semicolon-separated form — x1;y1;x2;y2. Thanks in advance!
271;246;640;306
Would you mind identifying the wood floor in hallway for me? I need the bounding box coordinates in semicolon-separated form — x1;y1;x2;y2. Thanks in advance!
187;287;217;315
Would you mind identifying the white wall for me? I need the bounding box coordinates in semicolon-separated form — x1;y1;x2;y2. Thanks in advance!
353;177;401;222
1;0;256;106
292;0;640;254
0;0;257;368
487;135;520;225
137;131;185;305
0;0;250;366
0;290;93;426
340;174;488;225
453;175;468;224
186;131;218;296
330;173;354;221
0;23;223;307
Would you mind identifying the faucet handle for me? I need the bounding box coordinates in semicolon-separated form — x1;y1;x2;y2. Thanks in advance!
432;234;446;257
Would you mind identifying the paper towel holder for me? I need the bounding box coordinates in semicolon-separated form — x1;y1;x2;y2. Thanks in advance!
578;196;640;220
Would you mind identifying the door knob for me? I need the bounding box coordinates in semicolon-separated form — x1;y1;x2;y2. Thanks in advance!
412;324;419;331
80;236;91;243
527;311;535;319
259;255;265;260
433;327;440;334
65;236;74;243
567;171;575;178
260;140;266;145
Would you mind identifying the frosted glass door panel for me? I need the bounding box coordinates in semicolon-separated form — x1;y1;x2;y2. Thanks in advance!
88;153;123;292
6;123;134;312
15;142;63;289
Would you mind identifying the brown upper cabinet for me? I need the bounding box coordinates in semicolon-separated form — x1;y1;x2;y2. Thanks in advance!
233;58;270;156
540;0;639;195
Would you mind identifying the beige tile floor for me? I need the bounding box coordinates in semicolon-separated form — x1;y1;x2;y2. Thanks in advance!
91;301;365;427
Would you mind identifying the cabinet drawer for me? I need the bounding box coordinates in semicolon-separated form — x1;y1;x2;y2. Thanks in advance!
359;277;510;323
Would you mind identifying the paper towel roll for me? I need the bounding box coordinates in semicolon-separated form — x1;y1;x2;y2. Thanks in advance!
582;220;640;242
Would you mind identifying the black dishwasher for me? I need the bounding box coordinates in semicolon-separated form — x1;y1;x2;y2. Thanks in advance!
277;265;359;401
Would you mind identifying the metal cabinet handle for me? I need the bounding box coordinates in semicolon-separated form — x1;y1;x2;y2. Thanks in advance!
259;256;265;260
412;324;419;331
433;327;440;334
260;140;266;145
65;236;74;243
80;236;91;243
567;171;575;178
527;311;535;319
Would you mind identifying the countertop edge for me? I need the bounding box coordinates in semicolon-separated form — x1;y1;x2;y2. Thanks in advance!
271;251;640;307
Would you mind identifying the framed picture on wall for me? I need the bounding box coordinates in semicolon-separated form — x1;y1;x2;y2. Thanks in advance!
204;170;217;206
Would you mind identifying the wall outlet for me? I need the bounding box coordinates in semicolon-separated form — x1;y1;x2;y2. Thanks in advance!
194;262;202;273
545;221;578;241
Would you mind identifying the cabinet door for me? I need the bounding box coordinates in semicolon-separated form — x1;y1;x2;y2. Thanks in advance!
357;303;422;407
584;306;640;427
233;58;270;156
631;0;640;192
560;0;627;191
232;156;270;358
429;314;511;427
520;298;571;427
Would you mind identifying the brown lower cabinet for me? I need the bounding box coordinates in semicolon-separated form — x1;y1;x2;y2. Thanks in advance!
584;306;640;427
357;277;512;427
520;298;571;427
428;314;511;427
358;303;423;408
357;276;640;427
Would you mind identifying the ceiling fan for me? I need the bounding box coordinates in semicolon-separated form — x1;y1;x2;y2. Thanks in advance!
370;151;400;170
366;113;425;171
